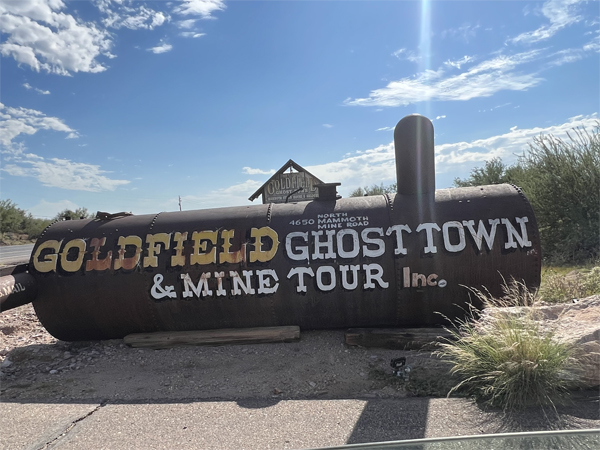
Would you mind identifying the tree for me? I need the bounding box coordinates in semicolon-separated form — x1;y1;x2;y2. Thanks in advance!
453;157;516;187
453;126;600;264
0;199;52;239
0;199;25;233
516;127;600;263
349;183;397;197
53;207;94;221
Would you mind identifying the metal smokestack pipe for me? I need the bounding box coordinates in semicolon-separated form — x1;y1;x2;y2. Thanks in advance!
394;114;435;195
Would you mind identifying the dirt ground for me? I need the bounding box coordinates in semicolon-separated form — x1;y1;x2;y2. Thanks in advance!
1;303;599;434
0;304;456;402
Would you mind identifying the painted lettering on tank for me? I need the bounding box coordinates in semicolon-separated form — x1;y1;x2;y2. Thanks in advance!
29;216;533;300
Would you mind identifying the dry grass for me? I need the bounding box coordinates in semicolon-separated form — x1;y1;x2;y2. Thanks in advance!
539;266;600;303
436;280;585;411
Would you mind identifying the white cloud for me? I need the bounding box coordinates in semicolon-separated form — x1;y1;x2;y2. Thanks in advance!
302;114;598;194
242;167;275;175
179;32;205;38
444;55;475;69
177;179;261;210
177;19;197;29
346;50;544;107
97;1;169;30
148;41;173;54
441;24;480;43
583;31;600;52
173;0;226;19
3;158;130;192
0;102;78;146
392;48;421;63
510;0;584;44
306;143;397;191
0;102;129;192
28;199;80;219
546;48;585;67
435;115;446;120
376;127;394;132
0;0;113;75
435;113;598;169
322;124;333;128
23;82;50;95
480;102;512;113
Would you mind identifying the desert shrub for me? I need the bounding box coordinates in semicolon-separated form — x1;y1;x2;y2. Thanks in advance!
517;127;600;264
53;207;93;221
453;125;600;264
0;199;25;233
539;266;600;303
453;157;520;187
349;183;396;197
0;199;55;239
21;214;52;239
437;281;583;410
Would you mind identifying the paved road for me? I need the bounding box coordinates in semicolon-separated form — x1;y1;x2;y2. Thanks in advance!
0;244;34;266
1;397;598;450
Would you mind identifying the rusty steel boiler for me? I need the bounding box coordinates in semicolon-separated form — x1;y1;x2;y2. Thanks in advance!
0;115;541;341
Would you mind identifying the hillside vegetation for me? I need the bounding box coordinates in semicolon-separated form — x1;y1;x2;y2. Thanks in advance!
0;200;93;244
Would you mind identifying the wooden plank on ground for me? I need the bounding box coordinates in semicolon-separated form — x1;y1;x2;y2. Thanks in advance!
345;328;454;350
124;326;300;349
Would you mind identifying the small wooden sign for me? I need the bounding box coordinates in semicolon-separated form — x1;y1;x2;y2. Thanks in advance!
249;159;324;204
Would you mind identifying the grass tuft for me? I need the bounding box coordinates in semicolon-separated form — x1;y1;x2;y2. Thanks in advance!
539;266;600;303
436;280;584;411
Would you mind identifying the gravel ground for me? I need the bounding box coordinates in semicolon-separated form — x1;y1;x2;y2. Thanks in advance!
1;303;599;437
0;304;455;402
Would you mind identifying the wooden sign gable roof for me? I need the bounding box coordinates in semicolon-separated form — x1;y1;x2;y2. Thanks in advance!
248;159;324;202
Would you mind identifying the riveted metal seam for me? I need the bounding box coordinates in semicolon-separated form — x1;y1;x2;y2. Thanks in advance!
146;212;163;332
266;203;278;326
386;193;404;326
510;184;542;289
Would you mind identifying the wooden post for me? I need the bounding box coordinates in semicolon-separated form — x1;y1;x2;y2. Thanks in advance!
345;328;453;350
124;326;300;349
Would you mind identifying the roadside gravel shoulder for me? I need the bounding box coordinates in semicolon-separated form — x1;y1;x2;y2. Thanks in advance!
1;303;598;440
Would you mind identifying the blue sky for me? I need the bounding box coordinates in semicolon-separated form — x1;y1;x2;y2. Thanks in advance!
1;0;598;218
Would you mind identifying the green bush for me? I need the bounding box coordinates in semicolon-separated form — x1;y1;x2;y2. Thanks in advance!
539;266;600;303
454;125;600;264
436;281;584;410
0;199;52;240
518;128;600;264
0;199;26;233
349;183;396;197
53;207;93;221
21;214;52;239
453;157;522;187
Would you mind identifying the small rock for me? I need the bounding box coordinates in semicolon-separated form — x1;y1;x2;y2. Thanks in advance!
63;352;72;359
308;381;316;388
0;359;12;369
49;369;58;374
273;388;282;395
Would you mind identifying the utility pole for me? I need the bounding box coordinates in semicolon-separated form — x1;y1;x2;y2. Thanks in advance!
178;196;182;211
